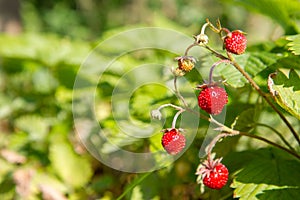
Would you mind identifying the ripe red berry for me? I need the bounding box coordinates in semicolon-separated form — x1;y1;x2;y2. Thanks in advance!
202;163;228;189
197;86;228;115
224;30;247;55
161;129;186;155
196;158;229;190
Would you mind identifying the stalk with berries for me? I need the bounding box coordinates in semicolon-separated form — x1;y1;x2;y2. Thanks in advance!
150;18;300;195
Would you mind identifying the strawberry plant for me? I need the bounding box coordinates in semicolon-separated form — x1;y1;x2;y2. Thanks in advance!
0;1;300;199
148;17;300;199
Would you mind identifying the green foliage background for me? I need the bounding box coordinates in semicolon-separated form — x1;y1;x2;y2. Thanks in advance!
0;0;300;199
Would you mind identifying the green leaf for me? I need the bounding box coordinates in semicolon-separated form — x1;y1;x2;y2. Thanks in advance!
49;133;92;188
34;172;68;194
0;34;91;66
130;84;168;121
33;68;58;93
117;173;152;200
286;34;300;55
243;52;279;77
215;52;280;88
15;115;49;141
215;60;248;88
0;174;15;200
227;0;300;32
231;149;300;200
268;70;300;120
270;55;300;70
232;108;255;132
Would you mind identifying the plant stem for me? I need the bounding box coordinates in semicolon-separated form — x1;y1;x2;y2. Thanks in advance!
228;54;300;146
255;123;296;152
210;117;300;160
184;108;300;160
199;43;300;146
204;45;227;60
171;109;185;129
208;59;231;84
174;76;189;108
205;132;238;157
116;172;152;200
238;131;300;160
184;43;198;56
200;22;209;34
156;103;183;112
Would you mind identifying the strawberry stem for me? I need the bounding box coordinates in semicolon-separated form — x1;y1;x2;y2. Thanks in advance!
156;103;183;112
205;117;239;157
185;22;210;56
197;33;300;146
184;43;198;56
153;103;186;129
255;123;296;152
208;59;231;84
238;132;300;160
171;109;185;129
206;117;300;161
220;27;231;35
200;22;209;35
228;55;300;146
174;76;189;108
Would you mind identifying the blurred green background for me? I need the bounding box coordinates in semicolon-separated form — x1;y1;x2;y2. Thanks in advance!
0;0;299;199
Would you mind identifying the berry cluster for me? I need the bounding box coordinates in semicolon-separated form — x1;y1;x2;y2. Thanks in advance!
152;19;247;191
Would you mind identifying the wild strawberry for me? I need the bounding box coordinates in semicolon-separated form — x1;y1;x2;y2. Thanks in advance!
196;158;228;190
161;128;186;155
202;163;228;189
223;30;247;55
197;85;228;115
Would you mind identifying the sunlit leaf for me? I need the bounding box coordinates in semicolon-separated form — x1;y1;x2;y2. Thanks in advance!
286;34;300;55
15;115;49;141
231;149;300;200
0;174;15;200
268;70;300;120
226;0;300;32
0;34;91;66
33;68;58;93
49;132;92;188
215;52;280;88
34;172;68;194
232;108;255;131
270;55;300;70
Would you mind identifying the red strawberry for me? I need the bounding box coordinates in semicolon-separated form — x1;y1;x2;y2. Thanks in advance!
197;86;228;115
161;129;186;155
196;158;228;190
224;30;247;55
202;163;228;189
